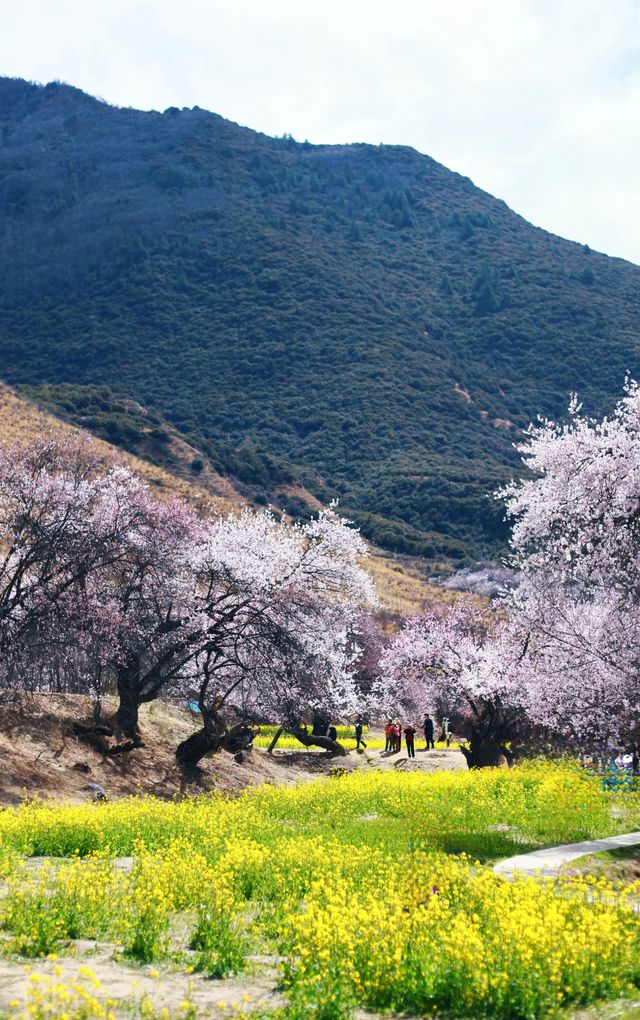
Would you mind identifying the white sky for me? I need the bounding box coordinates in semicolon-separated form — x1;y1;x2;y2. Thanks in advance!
2;0;640;264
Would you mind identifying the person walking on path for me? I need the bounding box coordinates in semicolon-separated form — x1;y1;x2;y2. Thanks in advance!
354;714;367;749
423;713;435;750
405;723;416;759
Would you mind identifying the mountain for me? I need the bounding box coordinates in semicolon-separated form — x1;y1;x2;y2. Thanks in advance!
1;77;640;562
0;379;436;615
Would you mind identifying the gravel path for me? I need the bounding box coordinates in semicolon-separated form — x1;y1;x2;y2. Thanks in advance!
494;830;640;879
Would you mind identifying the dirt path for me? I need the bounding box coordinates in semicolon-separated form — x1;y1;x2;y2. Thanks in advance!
357;746;467;773
0;947;285;1016
270;744;467;776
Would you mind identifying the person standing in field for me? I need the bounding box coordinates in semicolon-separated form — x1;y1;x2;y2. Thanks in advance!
354;714;367;749
389;721;398;752
384;719;393;752
423;713;435;750
395;720;403;752
405;723;416;758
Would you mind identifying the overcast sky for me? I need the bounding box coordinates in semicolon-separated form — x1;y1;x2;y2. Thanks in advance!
2;0;640;264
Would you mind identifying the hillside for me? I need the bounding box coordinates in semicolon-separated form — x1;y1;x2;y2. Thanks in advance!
2;78;640;560
0;693;349;805
0;380;241;511
0;694;467;805
0;381;435;613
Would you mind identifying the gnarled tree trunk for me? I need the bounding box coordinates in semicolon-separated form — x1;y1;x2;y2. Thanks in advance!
114;658;143;741
460;742;509;769
285;723;347;755
176;705;256;774
459;696;518;768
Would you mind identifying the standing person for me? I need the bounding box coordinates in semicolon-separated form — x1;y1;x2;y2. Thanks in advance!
389;721;398;752
395;720;403;753
423;713;435;750
354;714;367;749
384;719;393;752
405;723;416;759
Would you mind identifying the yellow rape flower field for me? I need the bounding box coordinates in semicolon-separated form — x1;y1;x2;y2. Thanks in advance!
250;725;457;752
0;763;639;1020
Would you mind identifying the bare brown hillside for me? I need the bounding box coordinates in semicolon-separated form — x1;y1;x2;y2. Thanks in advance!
0;694;346;805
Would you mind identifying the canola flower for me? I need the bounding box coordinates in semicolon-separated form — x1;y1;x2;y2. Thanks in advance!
6;966;198;1019
0;763;639;1019
7;966;119;1020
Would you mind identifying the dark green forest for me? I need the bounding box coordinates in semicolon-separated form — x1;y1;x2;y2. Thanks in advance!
1;77;640;561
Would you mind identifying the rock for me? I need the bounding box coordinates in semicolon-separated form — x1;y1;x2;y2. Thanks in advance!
83;782;107;801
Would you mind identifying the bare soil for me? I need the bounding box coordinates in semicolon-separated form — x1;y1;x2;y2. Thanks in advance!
0;946;286;1017
0;693;466;806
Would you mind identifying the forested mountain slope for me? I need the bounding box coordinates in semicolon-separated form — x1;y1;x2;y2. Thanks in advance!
1;77;640;559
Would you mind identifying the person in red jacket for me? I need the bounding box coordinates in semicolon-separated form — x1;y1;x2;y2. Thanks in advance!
405;723;416;758
389;722;398;752
384;720;393;752
395;720;403;753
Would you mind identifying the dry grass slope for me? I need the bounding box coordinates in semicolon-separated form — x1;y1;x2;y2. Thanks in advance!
0;383;238;511
0;381;442;613
0;693;343;804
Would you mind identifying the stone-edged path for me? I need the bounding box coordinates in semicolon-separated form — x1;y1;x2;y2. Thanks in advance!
494;830;640;879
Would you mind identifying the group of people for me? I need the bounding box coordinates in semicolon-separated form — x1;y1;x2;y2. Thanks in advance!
382;714;436;758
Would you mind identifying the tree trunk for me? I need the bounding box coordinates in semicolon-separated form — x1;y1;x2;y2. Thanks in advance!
460;741;509;769
267;725;284;754
176;708;256;774
285;724;347;755
176;726;223;772
114;661;142;741
459;697;516;769
71;721;142;757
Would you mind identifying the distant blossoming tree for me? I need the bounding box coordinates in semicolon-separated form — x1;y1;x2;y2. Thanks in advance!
379;599;528;767
174;506;376;771
0;435;170;683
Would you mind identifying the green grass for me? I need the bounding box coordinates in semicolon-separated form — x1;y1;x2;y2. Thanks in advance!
565;846;640;885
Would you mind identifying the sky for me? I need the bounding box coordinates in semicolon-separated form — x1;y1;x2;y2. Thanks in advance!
2;0;640;264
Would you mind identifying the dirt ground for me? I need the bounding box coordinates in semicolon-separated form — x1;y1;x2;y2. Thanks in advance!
563;847;640;884
0;948;287;1018
0;693;466;806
